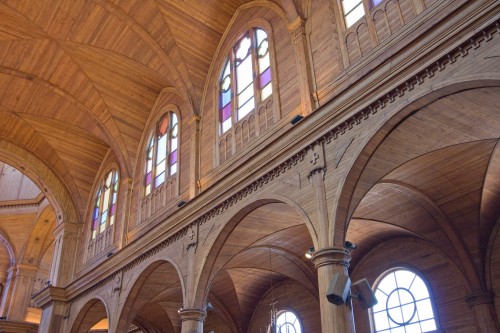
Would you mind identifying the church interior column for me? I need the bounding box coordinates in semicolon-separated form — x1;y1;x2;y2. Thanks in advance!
312;247;356;333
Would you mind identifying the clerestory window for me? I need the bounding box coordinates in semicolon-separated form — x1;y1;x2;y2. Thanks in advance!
219;28;272;134
372;268;438;333
144;112;179;196
91;169;119;240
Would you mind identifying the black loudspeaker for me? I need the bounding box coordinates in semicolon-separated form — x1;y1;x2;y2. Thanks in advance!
326;272;351;305
351;278;378;309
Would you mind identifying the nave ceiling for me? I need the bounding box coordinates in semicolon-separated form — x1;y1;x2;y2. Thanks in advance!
0;0;300;220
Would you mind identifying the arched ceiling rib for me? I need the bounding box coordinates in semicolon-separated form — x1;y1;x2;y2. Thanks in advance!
0;0;292;220
348;87;500;290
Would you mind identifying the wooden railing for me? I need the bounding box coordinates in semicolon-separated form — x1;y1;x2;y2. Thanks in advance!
344;0;439;65
218;98;274;165
85;227;113;262
140;175;178;222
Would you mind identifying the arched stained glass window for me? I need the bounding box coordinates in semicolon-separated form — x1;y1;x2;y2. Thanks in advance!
91;169;119;240
219;28;272;134
372;268;438;333
144;112;178;196
274;311;302;333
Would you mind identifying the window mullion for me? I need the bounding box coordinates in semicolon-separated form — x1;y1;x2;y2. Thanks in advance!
251;29;261;106
99;183;105;236
153;129;159;190
230;52;237;126
166;116;171;177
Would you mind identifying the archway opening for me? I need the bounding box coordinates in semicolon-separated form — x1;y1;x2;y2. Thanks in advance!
71;298;108;333
345;87;500;332
116;261;182;333
204;202;319;333
0;161;55;325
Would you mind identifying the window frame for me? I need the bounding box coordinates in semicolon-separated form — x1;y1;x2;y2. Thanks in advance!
91;168;119;240
218;26;273;136
144;111;180;197
370;267;440;333
341;0;366;28
339;0;385;29
269;309;303;333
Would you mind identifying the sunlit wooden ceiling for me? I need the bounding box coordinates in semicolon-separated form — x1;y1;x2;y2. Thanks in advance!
0;0;252;219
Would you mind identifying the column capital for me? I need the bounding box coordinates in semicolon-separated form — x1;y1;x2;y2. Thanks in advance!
179;308;207;322
311;247;351;269
465;289;494;308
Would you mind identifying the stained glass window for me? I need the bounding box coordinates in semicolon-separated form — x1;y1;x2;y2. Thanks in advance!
342;0;365;28
219;28;272;134
144;112;179;195
91;169;119;240
372;269;438;333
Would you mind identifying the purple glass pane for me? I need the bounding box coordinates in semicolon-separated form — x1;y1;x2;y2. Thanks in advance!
373;0;383;6
170;150;178;164
92;218;98;230
145;172;152;185
93;207;99;220
259;67;271;89
111;203;116;216
220;102;232;121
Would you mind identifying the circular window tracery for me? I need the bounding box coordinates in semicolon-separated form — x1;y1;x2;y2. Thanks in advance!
372;269;437;333
273;311;302;333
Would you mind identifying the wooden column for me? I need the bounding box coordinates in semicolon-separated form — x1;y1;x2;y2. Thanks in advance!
180;224;205;333
50;221;80;287
290;18;315;115
34;222;79;332
179;308;206;333
189;116;201;198
308;147;356;332
0;264;36;320
465;290;500;333
312;247;355;333
0;266;15;317
32;286;68;333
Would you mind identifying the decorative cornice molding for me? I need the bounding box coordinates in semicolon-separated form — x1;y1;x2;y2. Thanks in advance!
67;19;499;306
0;193;46;211
32;286;67;310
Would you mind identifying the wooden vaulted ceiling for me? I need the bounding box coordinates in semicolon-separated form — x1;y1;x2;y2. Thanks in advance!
0;0;254;219
348;87;500;288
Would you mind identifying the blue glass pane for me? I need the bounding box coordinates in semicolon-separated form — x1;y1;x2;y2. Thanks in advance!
221;88;231;107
